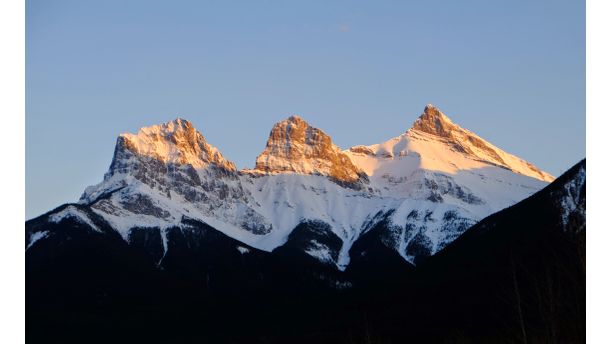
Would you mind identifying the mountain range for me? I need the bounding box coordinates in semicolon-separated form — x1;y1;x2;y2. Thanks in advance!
26;105;584;343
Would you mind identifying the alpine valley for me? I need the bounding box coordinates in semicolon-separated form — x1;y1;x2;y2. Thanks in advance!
26;105;585;343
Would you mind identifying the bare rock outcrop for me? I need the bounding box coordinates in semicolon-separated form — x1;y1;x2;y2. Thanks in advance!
254;115;368;188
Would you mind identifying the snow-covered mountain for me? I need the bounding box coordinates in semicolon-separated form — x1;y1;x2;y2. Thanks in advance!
30;104;553;269
26;156;585;344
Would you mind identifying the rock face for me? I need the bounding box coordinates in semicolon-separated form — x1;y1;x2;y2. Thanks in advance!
253;115;367;188
80;118;270;239
411;104;457;138
114;118;236;171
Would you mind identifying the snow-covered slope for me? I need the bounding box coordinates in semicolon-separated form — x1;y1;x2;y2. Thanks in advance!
345;105;552;207
340;105;553;263
347;104;553;183
51;105;554;270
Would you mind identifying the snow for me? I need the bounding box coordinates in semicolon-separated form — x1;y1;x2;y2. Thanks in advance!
158;228;169;266
49;206;102;232
82;162;543;269
345;129;547;210
304;240;335;265
27;231;49;251
558;165;586;228
236;246;250;254
68;109;554;269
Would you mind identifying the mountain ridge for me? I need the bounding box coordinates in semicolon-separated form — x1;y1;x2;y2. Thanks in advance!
43;104;554;270
103;104;554;183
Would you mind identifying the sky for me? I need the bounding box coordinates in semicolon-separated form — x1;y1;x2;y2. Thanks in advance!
26;0;585;219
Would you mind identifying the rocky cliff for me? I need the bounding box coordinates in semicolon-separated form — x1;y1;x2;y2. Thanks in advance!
253;115;368;188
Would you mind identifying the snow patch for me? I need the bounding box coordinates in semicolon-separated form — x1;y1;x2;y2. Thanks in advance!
558;165;586;228
236;246;250;254
49;206;102;232
305;240;335;265
26;231;49;251
158;228;169;266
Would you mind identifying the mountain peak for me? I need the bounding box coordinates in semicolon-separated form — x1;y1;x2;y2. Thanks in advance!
113;118;236;171
287;114;305;123
411;104;456;137
254;116;367;187
406;105;554;182
138;117;193;134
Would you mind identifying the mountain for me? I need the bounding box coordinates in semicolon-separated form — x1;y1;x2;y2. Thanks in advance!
26;104;570;342
26;153;585;343
38;105;550;273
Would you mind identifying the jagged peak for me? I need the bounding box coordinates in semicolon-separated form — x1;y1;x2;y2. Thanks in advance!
411;104;456;137
286;114;305;123
254;115;367;187
263;115;333;149
114;118;236;171
129;117;194;137
424;103;452;119
405;104;554;182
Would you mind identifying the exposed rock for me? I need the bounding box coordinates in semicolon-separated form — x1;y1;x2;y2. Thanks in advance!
80;118;270;236
411;104;457;138
348;145;375;156
254;115;368;187
117;118;236;171
120;194;171;218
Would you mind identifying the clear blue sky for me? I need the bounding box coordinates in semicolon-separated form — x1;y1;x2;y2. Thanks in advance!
26;0;585;219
